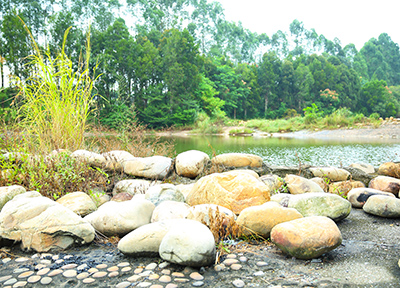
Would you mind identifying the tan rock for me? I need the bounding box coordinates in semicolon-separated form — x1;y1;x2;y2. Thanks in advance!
328;181;365;197
224;169;259;178
175;150;210;178
377;162;400;178
363;195;400;218
347;187;396;208
123;156;172;179
111;192;133;202
151;201;190;222
112;179;152;196
0;185;26;211
271;216;342;259
310;167;350;182
176;184;195;200
102;150;135;171
260;175;284;195
56;192;97;217
284;175;324;194
71;150;106;168
349;163;375;174
185;204;236;225
237;202;303;237
186;172;270;214
211;153;263;168
368;175;400;196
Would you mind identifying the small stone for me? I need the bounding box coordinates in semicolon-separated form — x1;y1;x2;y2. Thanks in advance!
190;272;204;281
13;268;29;274
175;278;190;283
0;276;12;283
27;275;41;283
232;279;245;288
159;262;169;269
161;269;171;275
40;253;52;259
13;281;28;287
77;264;88;271
63;255;74;260
192;281;204;287
150;285;164;288
145;263;158;270
137;282;152;287
18;271;34;279
116;281;131;288
62;263;78;270
223;258;239;266
226;254;237;259
40;259;52;265
253;271;264;276
230;264;242;271
52;255;59;261
134;268;143;274
239;256;247;262
121;267;132;273
214;264;225;272
4;278;17;286
48;269;63;276
77;272;90;280
149;274;160;280
40;277;52;285
117;262;130;268
108;271;119;278
82;278;96;284
171;272;185;277
55;259;64;264
127;275;141;282
35;264;47;270
92;271;107;278
2;258;12;264
107;266;119;272
159;275;172;283
256;261;268;267
63;269;77;278
15;257;29;263
165;284;178;288
88;268;99;273
32;254;40;259
96;264;107;269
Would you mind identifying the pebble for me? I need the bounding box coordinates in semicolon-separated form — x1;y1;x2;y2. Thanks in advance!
239;256;248;262
18;271;34;279
226;254;237;259
55;259;64;264
77;264;88;270
27;275;41;284
13;268;29;274
77;272;90;280
4;278;17;286
40;259;52;265
15;257;29;263
108;271;119;277
190;272;204;281
35;264;47;270
116;281;131;288
63;255;74;260
40;277;52;285
159;275;172;283
96;263;107;269
165;284;178;288
161;269;171;275
232;279;245;288
52;255;59;261
256;261;268;267
92;271;107;278
137;282;152;287
159;262;169;269
2;258;12;264
171;272;185;277
223;258;239;266
214;264;225;272
40;253;52;259
88;268;99;273
121;267;132;273
150;285;164;288
134;268;144;274
13;281;27;287
61;263;77;270
107;266;119;272
149;274;160;280
145;263;158;270
48;269;63;277
175;278;190;283
37;268;50;276
231;264;242;271
127;275;141;282
254;271;265;276
82;278;96;284
139;270;153;277
192;281;205;287
62;269;77;278
0;275;12;283
117;262;130;267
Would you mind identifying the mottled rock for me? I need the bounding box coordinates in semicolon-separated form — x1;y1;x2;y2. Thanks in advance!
0;192;95;252
186;172;270;214
211;153;263;168
0;185;26;211
185;204;236;225
112;179;152;196
347;188;396;208
145;184;184;206
328;180;365;197
159;219;216;267
123;156;172;179
369;176;400;196
111;192;133;202
102;150;135;171
310;177;329;192
349;163;375;174
363;195;400;218
377;162;400;178
284;174;324;194
310;167;350;182
237;201;303;237
271;216;342;259
259;174;284;195
71;150;106;168
175;150;210;178
56;191;97;217
151;201;190;222
84;195;155;236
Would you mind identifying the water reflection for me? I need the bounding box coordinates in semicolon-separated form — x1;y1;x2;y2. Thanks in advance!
167;135;400;167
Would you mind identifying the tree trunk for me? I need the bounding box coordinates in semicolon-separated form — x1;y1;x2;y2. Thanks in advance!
264;91;269;118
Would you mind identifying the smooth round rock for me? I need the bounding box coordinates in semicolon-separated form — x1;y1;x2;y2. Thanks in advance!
92;271;107;278
27;276;41;283
232;279;245;288
121;267;132;273
40;277;52;285
107;266;119;272
4;278;17;286
192;281;205;287
159;275;172;283
231;264;242;270
116;282;131;288
37;268;50;276
82;278;96;284
0;275;12;283
48;269;63;277
18;271;34;279
62;270;77;278
96;264;107;269
77;272;90;280
117;262;130;267
108;271;119;277
13;281;28;287
190;272;204;281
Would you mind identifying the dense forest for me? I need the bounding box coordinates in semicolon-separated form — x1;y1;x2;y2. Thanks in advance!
1;0;400;129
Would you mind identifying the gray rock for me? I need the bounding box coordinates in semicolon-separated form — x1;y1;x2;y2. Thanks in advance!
284;174;324;194
123;156;173;179
0;185;26;211
145;184;184;206
310;167;350;182
175;150;210;178
347;188;396;208
151;201;190;222
101;150;135;171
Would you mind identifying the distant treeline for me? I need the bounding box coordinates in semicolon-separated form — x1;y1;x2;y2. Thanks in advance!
1;0;400;128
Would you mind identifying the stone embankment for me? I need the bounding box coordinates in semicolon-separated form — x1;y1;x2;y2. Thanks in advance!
1;149;400;287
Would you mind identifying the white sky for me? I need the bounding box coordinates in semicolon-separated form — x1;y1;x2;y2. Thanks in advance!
216;0;400;50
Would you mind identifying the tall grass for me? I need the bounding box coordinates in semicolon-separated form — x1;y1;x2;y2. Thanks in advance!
15;25;97;153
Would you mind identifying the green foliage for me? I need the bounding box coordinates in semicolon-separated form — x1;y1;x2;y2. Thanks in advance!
303;103;323;124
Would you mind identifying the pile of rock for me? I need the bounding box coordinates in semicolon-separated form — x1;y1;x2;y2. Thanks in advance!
1;149;400;266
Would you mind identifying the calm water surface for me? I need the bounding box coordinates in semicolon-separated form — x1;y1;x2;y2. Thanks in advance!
166;135;400;167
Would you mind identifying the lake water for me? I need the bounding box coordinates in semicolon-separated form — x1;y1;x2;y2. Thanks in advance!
167;135;400;167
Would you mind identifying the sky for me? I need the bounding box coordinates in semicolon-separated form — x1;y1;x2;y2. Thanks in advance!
215;0;400;50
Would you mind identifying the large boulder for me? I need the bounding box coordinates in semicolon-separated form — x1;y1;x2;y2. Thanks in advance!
0;192;95;252
151;201;190;222
271;216;342;259
186;172;270;214
84;195;155;237
211;153;263;168
363;195;400;218
101;150;135;171
71;150;106;168
347;188;396;208
175;150;210;178
0;185;26;211
123;156;173;179
284;174;324;194
159;219;216;267
377;162;400;178
237;201;303;238
56;191;97;217
145;184;185;206
112;179;152;196
310;167;350;182
271;192;351;221
328;180;365;197
369;176;400;196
